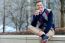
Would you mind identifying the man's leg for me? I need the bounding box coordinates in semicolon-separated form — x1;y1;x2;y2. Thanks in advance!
46;29;55;39
41;29;55;43
28;25;49;43
28;25;45;36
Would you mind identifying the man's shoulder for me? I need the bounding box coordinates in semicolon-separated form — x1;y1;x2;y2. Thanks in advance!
44;9;53;16
46;9;52;13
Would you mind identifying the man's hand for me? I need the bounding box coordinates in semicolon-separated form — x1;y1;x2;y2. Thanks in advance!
34;10;40;16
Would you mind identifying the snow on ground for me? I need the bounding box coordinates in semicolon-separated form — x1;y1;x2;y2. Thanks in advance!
0;25;16;32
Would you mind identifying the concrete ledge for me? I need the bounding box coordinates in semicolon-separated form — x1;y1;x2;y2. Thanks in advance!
50;35;65;41
49;35;65;43
0;35;65;43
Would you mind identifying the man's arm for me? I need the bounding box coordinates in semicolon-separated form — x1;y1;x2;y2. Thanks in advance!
31;15;39;27
31;10;40;27
44;11;54;33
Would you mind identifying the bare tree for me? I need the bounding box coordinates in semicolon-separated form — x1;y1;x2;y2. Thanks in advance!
8;0;27;32
3;0;5;33
60;0;64;27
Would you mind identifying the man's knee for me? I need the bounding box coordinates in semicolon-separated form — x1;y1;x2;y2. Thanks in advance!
28;25;45;36
46;29;55;39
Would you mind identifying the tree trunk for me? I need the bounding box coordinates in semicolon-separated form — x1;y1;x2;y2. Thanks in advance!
60;0;64;27
3;0;5;33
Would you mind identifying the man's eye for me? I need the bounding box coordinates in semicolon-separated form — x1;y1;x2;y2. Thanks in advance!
38;5;41;6
37;5;39;6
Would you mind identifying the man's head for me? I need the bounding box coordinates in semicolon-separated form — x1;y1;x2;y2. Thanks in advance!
36;1;44;12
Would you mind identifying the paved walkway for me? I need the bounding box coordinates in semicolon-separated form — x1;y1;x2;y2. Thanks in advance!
0;35;65;43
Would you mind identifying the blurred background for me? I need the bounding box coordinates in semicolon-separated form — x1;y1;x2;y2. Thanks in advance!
0;0;65;35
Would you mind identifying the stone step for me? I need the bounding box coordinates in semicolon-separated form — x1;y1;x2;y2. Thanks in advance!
0;35;65;43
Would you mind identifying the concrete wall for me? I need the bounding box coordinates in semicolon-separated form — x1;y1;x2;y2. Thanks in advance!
0;35;65;43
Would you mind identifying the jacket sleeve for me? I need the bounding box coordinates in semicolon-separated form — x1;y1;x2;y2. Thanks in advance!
44;11;55;33
31;15;39;27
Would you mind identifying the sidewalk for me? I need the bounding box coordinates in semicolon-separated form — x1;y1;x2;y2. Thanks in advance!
0;35;65;43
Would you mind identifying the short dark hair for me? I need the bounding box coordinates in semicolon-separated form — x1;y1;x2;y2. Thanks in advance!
36;0;41;3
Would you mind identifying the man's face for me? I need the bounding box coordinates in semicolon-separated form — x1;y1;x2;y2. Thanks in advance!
36;2;44;11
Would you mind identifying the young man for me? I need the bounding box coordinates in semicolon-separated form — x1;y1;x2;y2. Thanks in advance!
28;1;55;43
